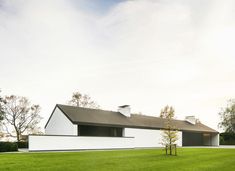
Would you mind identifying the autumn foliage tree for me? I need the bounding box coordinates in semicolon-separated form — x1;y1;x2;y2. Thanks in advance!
68;91;100;109
0;95;42;142
160;105;178;155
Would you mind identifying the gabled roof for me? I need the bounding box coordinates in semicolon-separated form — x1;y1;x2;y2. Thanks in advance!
46;104;218;133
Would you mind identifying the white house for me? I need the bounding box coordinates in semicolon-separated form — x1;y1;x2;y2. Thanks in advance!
29;104;219;151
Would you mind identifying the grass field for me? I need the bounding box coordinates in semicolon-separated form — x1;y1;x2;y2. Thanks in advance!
0;148;235;171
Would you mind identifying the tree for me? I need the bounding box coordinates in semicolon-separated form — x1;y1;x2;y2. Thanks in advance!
0;90;4;138
0;90;4;121
68;91;100;109
160;105;178;155
0;95;42;142
219;99;235;133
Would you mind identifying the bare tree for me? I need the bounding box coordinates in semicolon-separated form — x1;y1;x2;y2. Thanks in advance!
0;95;42;142
68;91;100;109
160;105;178;155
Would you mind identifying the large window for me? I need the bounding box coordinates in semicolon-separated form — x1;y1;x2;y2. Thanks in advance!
78;125;123;137
183;132;211;146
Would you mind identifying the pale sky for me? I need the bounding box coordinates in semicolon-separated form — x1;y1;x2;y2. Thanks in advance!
1;0;235;131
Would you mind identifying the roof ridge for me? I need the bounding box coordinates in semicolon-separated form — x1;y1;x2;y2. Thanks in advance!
131;113;188;122
56;104;119;114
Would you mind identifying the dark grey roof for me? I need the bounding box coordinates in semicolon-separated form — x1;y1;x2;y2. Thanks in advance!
48;104;218;133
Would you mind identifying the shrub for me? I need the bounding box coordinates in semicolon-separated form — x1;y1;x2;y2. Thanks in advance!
220;136;225;144
17;141;28;148
0;142;18;152
220;132;235;145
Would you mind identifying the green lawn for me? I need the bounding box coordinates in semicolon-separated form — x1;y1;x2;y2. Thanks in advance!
0;148;235;171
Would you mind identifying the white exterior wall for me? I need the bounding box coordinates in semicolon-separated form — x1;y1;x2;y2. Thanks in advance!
29;135;134;151
45;107;77;135
211;134;219;146
124;128;182;147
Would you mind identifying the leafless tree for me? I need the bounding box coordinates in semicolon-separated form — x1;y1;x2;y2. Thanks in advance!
0;95;42;142
68;91;100;109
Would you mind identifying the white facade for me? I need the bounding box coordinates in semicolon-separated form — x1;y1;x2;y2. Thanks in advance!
33;106;219;151
29;128;183;151
29;135;134;151
211;134;220;146
45;107;77;135
124;128;182;147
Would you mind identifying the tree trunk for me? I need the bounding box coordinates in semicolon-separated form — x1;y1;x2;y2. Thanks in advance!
76;100;79;107
14;125;20;142
16;132;20;142
170;145;172;155
170;139;172;155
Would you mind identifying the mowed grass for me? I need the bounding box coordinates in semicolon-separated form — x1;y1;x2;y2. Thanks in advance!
0;148;235;171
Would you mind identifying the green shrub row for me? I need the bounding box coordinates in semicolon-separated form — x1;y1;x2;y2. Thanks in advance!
220;132;235;145
0;142;18;152
17;141;28;148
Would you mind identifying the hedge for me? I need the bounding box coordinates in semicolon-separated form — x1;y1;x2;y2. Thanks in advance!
220;132;235;145
17;141;28;148
0;142;18;152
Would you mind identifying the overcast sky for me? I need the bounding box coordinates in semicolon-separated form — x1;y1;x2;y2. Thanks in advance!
1;0;235;131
